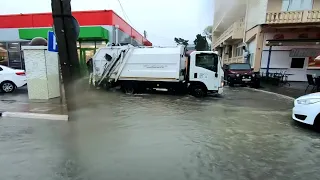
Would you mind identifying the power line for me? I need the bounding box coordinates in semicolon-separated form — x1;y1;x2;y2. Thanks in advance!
116;0;134;26
115;0;171;43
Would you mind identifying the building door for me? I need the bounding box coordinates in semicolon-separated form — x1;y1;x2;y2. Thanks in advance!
79;48;95;75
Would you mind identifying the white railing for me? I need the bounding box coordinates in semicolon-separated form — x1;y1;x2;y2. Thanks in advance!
266;10;320;24
213;18;244;48
306;10;320;22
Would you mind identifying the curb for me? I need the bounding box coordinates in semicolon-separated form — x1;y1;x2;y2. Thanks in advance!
0;112;68;121
243;87;295;101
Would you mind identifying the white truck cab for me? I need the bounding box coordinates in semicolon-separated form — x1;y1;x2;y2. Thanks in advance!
186;51;224;96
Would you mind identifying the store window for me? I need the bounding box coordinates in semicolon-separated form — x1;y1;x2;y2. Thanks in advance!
7;42;22;69
0;42;8;66
8;42;20;50
290;58;305;68
80;41;96;49
281;0;313;11
95;41;107;49
8;51;21;62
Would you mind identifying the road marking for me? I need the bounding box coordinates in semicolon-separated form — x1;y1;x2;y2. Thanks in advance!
244;87;295;101
1;112;68;121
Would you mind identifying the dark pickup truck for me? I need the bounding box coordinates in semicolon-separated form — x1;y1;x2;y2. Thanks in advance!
224;63;260;88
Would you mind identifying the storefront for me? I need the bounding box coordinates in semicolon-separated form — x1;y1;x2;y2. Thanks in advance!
259;28;320;81
0;10;152;70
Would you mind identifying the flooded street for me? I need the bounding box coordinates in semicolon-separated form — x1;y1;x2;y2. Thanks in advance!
1;87;320;180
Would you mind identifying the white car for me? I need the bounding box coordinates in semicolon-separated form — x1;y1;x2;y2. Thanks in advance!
0;65;27;93
292;93;320;126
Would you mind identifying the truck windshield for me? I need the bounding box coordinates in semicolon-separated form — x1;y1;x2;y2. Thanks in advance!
229;64;251;70
195;53;218;72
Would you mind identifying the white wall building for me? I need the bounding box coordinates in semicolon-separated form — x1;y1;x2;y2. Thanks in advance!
213;0;320;81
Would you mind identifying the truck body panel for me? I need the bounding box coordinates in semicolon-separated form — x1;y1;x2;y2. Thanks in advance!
119;47;184;81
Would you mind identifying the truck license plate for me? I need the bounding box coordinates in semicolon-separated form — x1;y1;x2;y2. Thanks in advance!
242;79;251;82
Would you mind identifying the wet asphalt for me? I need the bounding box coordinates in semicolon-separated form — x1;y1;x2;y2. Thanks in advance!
0;87;320;180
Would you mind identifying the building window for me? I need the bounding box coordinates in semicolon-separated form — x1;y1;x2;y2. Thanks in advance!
282;0;313;11
290;58;305;68
227;46;232;58
235;46;243;57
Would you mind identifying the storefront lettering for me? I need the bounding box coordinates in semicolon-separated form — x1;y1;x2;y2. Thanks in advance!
290;48;320;57
143;65;167;69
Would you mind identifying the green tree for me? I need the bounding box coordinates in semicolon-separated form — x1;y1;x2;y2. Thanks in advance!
203;25;212;40
174;37;189;46
194;34;208;51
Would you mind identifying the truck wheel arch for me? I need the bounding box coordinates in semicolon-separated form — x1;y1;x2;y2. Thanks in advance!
189;81;208;97
189;81;208;91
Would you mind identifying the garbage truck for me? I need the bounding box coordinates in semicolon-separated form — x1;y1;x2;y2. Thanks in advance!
90;45;224;97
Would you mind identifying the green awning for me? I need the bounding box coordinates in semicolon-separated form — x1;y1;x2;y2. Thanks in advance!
19;26;109;40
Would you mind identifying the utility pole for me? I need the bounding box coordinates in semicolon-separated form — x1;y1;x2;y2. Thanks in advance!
51;0;81;111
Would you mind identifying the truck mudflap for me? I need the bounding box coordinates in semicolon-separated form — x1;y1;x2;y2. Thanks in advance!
218;87;223;94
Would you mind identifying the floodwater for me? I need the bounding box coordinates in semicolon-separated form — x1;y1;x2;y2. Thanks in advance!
1;87;320;180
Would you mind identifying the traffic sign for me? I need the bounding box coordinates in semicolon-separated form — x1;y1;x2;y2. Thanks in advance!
48;31;58;52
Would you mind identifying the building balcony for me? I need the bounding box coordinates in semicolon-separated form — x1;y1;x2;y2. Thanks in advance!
223;56;244;64
213;19;244;49
266;10;320;24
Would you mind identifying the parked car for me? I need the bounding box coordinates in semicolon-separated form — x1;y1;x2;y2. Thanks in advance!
0;65;27;93
224;63;260;88
292;93;320;128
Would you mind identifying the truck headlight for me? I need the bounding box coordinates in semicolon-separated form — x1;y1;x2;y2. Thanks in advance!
297;98;320;105
221;77;224;87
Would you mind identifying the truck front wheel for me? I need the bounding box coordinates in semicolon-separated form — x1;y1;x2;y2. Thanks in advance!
121;82;136;94
191;85;207;98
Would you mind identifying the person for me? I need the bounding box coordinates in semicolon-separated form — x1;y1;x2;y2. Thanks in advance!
86;57;93;73
86;57;94;86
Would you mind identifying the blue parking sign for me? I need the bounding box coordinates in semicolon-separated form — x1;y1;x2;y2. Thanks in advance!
48;31;58;52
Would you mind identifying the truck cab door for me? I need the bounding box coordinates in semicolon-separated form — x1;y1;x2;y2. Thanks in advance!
189;52;221;91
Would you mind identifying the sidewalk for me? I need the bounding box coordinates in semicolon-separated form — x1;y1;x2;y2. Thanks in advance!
0;87;67;115
259;81;308;99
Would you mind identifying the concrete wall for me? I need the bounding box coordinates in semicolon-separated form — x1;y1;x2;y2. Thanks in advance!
314;0;320;9
267;0;282;11
245;26;259;42
267;0;320;11
102;26;114;44
0;28;21;41
246;0;268;31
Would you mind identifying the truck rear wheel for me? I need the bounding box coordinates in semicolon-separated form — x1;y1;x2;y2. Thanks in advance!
191;85;207;98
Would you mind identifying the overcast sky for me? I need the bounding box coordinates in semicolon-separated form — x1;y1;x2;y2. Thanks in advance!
1;0;213;46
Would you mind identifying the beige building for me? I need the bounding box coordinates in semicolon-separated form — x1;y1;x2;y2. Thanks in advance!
213;0;320;81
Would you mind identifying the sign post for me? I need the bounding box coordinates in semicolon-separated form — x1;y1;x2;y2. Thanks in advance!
51;0;81;113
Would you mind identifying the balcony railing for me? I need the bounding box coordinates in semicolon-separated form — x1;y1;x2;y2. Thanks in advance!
223;56;244;64
266;10;320;24
213;18;244;49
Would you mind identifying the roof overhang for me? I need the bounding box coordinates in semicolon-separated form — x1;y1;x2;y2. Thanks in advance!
266;39;320;46
18;26;109;41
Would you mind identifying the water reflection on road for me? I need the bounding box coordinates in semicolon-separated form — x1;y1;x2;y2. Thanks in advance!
1;88;320;180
